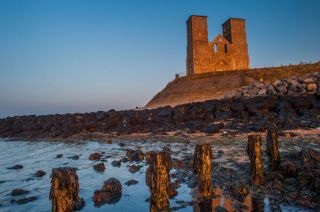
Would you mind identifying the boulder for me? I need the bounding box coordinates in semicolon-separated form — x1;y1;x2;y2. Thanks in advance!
125;179;138;186
111;160;121;167
126;150;145;162
93;163;105;172
93;178;122;206
7;164;23;170
281;160;298;177
11;189;30;196
34;170;46;178
89;153;101;161
129;164;140;173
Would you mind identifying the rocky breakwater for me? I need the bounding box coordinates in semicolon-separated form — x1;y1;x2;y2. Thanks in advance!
225;72;320;99
0;73;319;139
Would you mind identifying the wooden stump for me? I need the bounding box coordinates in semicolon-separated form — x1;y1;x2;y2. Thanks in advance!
146;151;171;211
247;135;264;186
266;128;281;171
193;143;212;198
49;167;85;212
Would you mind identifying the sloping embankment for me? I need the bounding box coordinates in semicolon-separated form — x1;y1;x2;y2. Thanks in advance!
145;63;320;109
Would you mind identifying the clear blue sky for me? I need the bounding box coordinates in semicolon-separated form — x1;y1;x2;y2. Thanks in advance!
0;0;319;117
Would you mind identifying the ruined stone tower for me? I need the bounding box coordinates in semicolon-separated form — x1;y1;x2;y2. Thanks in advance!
186;16;250;76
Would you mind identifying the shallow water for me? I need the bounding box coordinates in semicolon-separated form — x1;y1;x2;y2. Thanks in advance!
0;139;310;212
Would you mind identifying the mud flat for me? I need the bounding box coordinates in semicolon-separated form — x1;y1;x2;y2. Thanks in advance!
0;128;319;211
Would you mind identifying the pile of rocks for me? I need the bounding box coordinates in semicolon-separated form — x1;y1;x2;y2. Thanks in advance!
225;72;319;99
0;72;319;139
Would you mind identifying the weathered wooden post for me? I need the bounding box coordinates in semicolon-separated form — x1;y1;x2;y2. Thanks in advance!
266;127;281;171
193;143;212;198
146;151;172;211
50;167;85;212
247;135;264;185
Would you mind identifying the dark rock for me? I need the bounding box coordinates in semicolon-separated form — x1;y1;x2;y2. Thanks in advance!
7;164;23;170
56;154;63;159
125;179;139;186
69;155;79;160
202;123;224;134
13;196;38;205
93;163;105;172
93;178;122;206
34;170;46;178
126;149;145;162
301;148;320;169
129;164;140;173
118;142;125;147
281;160;298;177
11;189;30;196
89;153;101;161
232;181;249;201
111;160;121;167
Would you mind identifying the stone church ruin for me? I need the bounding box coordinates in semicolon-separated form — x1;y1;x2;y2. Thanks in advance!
186;16;250;76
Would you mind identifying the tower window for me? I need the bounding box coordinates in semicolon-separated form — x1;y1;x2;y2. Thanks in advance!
214;43;218;53
224;44;228;53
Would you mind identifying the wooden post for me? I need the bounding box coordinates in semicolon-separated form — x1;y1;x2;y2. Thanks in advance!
193;143;212;198
266;128;281;171
247;135;264;185
49;167;85;212
146;151;171;211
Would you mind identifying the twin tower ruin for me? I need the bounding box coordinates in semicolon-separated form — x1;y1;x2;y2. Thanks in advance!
186;16;250;76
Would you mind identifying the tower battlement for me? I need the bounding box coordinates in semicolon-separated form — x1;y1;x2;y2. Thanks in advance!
186;16;250;76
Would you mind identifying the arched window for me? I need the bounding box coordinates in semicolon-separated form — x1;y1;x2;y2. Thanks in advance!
224;44;228;53
214;43;218;53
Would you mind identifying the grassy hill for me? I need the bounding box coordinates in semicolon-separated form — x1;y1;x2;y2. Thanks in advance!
145;62;320;108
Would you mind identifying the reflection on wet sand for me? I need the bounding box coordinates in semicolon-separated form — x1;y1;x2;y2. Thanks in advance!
194;188;268;212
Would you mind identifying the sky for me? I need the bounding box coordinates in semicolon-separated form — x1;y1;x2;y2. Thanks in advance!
0;0;319;118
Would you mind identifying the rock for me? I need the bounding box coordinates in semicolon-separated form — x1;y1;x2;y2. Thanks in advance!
246;134;264;185
56;154;63;159
202;123;224;134
303;78;316;84
129;164;140;173
11;189;30;196
93;163;105;172
93;178;122;206
281;160;298;177
7;164;23;170
301;148;320;167
126;149;145;162
120;157;128;163
89;153;101;161
49;167;85;212
118;142;125;147
34;170;46;178
215;206;229;212
111;160;121;167
193;143;212;198
168;182;179;198
306;83;317;92
13;196;38;205
69;155;79;160
232;181;249;201
125;179;139;186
